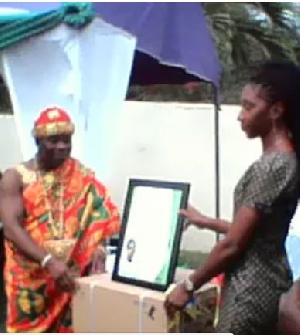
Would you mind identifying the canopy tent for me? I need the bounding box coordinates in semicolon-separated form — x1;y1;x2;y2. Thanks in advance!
94;3;222;222
0;2;220;86
0;6;137;179
0;2;222;218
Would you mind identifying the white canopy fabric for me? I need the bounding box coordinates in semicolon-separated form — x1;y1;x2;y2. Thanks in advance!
0;16;136;182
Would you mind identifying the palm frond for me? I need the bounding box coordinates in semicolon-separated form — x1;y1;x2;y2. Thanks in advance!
202;2;298;67
247;2;295;30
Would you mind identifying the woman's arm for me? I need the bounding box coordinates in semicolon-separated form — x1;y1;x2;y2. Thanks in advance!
165;205;260;312
190;206;259;288
201;216;231;234
180;206;231;234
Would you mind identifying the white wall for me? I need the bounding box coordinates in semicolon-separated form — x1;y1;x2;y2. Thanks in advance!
107;102;261;252
0;115;22;171
0;102;262;252
219;104;261;221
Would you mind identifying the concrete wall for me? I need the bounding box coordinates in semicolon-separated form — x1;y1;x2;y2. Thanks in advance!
0;115;22;172
0;102;262;252
107;102;261;252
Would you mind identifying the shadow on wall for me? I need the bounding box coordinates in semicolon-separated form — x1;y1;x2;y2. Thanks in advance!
0;171;6;331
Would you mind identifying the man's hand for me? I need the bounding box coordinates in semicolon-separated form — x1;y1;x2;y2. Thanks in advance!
46;258;77;293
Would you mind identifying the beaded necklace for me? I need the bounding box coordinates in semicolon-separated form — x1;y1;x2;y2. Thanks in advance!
34;157;65;240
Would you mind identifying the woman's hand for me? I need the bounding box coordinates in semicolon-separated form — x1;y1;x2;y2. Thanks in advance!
179;205;209;230
278;281;300;335
164;284;192;319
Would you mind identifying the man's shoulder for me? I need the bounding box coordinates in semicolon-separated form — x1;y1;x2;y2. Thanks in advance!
7;160;36;186
72;158;95;178
8;159;32;172
71;159;108;193
2;167;20;180
1;167;23;191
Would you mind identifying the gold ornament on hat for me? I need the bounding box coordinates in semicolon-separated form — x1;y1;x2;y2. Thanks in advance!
47;109;61;120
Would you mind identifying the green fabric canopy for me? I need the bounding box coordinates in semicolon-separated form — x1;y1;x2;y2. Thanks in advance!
0;2;94;51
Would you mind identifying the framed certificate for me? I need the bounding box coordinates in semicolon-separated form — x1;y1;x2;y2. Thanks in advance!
112;179;190;291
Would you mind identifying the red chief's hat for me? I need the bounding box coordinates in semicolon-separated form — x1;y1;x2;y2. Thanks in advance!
33;106;75;138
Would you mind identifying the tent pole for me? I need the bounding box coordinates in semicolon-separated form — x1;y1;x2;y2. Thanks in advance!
213;85;221;242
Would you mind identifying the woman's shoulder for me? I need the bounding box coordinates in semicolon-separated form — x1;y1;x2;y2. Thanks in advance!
252;151;298;181
257;151;297;170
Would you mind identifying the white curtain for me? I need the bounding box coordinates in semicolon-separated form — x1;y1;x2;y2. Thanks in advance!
0;18;136;183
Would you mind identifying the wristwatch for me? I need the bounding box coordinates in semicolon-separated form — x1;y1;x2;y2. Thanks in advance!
183;277;195;293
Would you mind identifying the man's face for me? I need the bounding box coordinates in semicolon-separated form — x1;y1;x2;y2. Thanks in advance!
37;134;72;168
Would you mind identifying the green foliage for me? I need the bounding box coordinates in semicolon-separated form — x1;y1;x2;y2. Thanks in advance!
202;2;298;68
127;82;214;103
203;2;299;102
178;250;209;269
127;3;299;105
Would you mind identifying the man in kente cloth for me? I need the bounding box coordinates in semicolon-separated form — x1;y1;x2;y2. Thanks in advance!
0;106;121;332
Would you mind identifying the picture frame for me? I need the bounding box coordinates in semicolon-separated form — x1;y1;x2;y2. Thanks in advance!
112;178;190;291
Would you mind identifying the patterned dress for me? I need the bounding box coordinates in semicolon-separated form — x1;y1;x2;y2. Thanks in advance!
216;152;299;335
